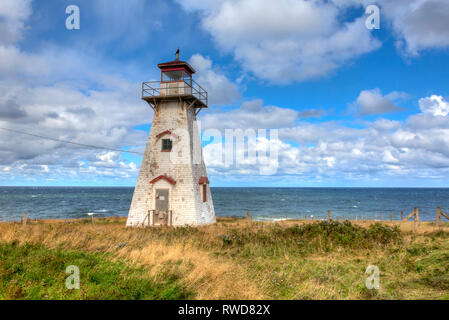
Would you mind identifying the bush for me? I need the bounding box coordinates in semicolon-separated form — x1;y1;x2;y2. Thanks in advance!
211;221;402;252
279;221;401;249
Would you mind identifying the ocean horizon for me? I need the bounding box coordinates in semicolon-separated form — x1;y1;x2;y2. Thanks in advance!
1;186;448;222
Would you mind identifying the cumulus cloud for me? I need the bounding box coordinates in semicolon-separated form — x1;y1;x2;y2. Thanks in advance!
199;92;449;184
334;0;449;55
379;0;449;55
177;0;381;83
0;0;31;45
298;109;326;119
200;99;298;131
0;0;150;183
0;81;150;162
0;1;50;78
0;0;248;184
351;88;407;116
2;0;449;186
188;54;240;105
177;0;449;82
0;100;27;119
419;95;449;116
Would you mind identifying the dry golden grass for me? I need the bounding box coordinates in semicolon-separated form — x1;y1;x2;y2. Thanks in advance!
0;217;264;299
1;216;448;300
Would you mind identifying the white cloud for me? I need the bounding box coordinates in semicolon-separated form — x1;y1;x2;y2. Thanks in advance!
199;92;449;183
188;54;240;105
0;45;51;77
177;0;381;83
334;0;449;56
379;0;449;56
2;0;449;186
419;95;449;116
200;99;298;131
179;0;449;81
0;81;150;164
0;0;32;45
352;88;407;116
298;109;326;119
0;1;151;183
382;150;399;163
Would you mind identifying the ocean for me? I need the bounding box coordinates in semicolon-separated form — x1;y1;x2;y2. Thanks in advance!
0;187;448;222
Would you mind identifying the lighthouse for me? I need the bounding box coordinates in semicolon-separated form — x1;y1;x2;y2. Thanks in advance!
126;51;216;227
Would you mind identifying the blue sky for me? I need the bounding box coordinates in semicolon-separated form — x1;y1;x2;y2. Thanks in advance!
0;0;449;187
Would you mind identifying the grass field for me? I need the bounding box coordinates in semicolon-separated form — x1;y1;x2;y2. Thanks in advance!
1;217;448;300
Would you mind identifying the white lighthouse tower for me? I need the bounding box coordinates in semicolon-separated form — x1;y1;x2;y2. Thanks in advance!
126;50;216;227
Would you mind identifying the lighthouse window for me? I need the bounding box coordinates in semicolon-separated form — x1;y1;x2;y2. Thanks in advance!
162;71;183;82
162;139;172;151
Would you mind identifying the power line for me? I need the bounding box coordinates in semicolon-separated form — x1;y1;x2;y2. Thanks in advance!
0;127;144;156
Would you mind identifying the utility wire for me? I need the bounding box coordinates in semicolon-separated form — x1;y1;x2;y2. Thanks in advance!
0;127;144;156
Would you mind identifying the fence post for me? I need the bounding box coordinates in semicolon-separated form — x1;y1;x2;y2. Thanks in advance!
437;207;441;231
436;207;449;231
401;210;403;220
413;207;419;232
22;212;27;227
416;207;419;228
246;211;251;221
390;211;393;222
328;210;331;221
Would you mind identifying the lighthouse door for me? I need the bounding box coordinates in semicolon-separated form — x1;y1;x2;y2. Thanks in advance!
155;189;169;211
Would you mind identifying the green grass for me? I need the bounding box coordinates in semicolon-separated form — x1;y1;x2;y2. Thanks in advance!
2;219;448;299
0;241;191;300
156;220;445;299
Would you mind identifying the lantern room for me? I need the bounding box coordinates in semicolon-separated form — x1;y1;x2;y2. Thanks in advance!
158;50;196;84
141;49;208;112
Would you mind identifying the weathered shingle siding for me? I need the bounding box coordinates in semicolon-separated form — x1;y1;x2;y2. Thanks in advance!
127;99;215;227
